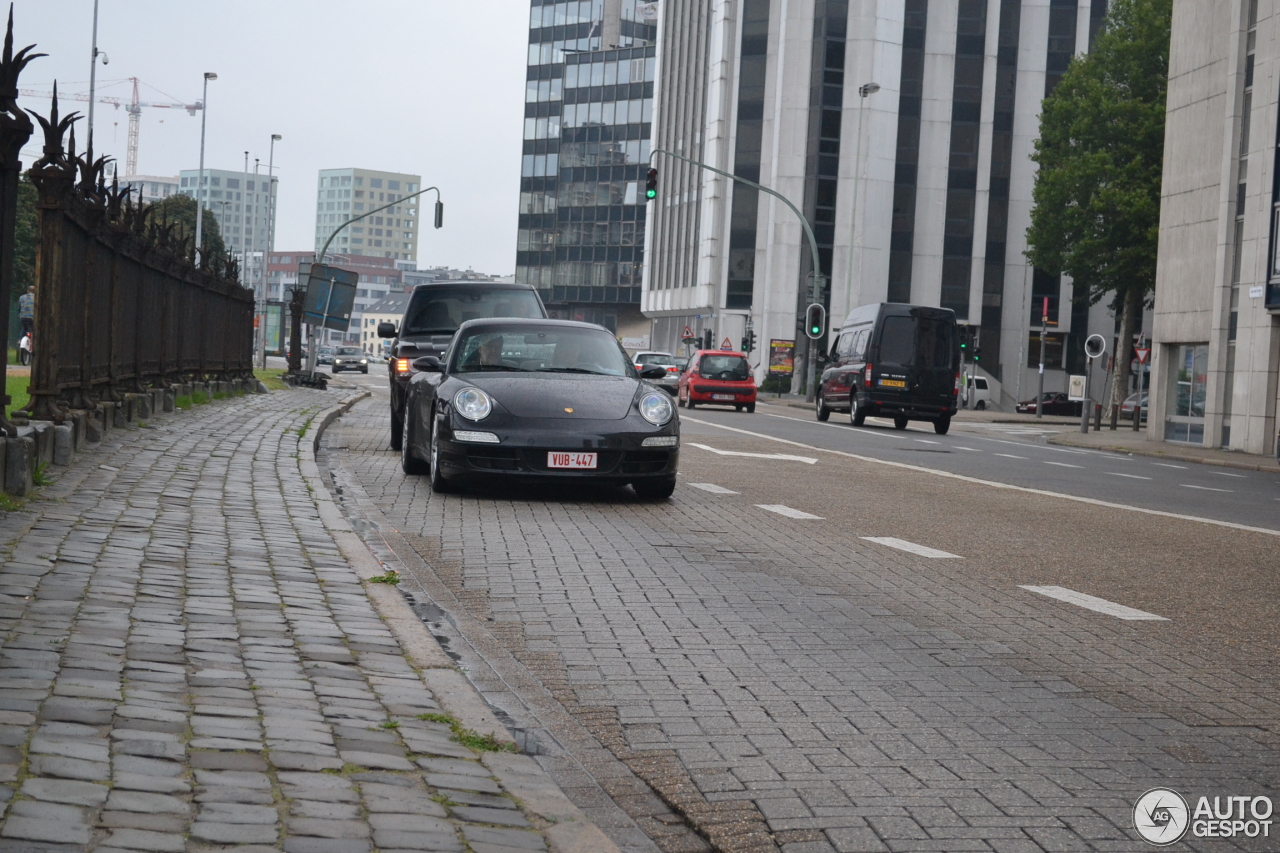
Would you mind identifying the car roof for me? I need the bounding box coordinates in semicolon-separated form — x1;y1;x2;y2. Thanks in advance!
411;281;536;293
692;349;748;357
635;351;674;357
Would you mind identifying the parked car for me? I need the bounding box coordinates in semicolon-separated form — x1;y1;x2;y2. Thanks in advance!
399;318;678;499
1014;392;1081;416
1121;392;1149;423
317;346;336;366
678;350;757;412
967;375;991;410
378;281;548;450
632;351;680;393
331;346;369;374
817;303;960;434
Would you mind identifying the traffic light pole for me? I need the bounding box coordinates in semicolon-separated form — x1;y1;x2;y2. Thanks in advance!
649;148;825;400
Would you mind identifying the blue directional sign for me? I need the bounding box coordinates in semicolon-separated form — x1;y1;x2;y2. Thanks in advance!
299;263;357;332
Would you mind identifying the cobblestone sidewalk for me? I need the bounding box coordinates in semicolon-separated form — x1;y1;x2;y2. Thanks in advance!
0;389;573;853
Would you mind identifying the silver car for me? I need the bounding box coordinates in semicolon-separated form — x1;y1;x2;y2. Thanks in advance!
331;346;369;374
633;351;680;393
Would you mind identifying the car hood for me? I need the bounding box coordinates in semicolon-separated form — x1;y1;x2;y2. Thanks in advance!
465;374;639;420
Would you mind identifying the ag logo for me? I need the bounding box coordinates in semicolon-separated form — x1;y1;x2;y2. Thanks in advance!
1134;788;1190;845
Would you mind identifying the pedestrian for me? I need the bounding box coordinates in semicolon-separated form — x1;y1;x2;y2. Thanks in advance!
17;285;34;337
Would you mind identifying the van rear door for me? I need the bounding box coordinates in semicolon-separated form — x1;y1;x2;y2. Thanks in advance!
873;311;956;408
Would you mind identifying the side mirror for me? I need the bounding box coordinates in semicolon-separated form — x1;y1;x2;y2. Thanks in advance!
640;365;668;380
377;321;398;338
412;355;443;373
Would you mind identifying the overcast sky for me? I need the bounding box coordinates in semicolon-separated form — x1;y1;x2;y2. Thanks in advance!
13;0;529;275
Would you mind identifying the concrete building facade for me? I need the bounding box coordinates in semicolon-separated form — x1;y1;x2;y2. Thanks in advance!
1150;0;1280;456
121;174;179;205
315;168;423;263
642;0;1117;402
179;168;277;273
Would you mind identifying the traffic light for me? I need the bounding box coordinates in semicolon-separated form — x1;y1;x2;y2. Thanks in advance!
741;330;756;353
701;329;714;350
804;304;825;340
434;200;444;229
972;346;981;363
645;168;658;200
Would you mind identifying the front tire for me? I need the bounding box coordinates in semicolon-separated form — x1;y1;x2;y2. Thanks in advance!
816;394;831;421
974;400;985;411
429;420;458;493
934;415;951;435
893;416;909;430
686;399;696;410
745;403;755;413
362;368;369;374
850;396;866;426
401;405;428;475
633;476;676;500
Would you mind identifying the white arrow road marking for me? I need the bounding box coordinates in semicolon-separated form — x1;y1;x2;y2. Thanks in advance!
687;483;739;495
688;443;818;464
756;504;824;519
861;537;961;559
1020;585;1168;621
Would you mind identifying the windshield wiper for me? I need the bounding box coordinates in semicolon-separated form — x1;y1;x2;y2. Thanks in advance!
537;367;610;375
458;364;531;372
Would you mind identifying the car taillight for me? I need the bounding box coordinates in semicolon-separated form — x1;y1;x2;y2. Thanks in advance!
864;363;872;384
395;358;411;374
666;366;678;373
953;372;960;396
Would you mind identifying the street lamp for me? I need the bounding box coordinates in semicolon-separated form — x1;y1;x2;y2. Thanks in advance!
193;72;217;267
258;133;282;368
86;0;108;149
841;81;880;323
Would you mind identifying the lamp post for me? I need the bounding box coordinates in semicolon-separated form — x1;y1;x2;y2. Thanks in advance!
193;71;217;267
841;82;879;323
86;0;108;149
258;134;281;368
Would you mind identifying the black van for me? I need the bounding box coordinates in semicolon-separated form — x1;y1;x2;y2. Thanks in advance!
816;303;960;434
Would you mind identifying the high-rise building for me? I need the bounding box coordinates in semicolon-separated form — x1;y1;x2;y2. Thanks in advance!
643;0;1118;403
1149;0;1279;455
121;174;179;205
178;167;278;288
514;0;658;345
314;168;422;264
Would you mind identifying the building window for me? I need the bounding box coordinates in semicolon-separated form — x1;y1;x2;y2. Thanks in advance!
725;0;771;309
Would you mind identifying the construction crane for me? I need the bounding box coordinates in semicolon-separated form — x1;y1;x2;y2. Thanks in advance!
18;77;202;177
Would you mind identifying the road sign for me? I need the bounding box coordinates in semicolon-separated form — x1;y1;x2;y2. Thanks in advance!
720;337;733;350
300;262;357;332
681;325;695;340
1135;347;1150;365
1068;375;1086;402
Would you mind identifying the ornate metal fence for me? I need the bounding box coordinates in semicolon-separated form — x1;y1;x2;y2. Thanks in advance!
23;99;254;421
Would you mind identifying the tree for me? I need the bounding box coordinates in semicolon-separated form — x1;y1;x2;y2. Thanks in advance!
1026;0;1172;417
151;193;226;259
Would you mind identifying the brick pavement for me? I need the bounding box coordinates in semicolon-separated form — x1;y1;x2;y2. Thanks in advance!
0;389;569;853
329;395;1280;853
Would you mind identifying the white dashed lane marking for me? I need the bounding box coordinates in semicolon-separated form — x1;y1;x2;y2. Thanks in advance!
688;443;818;464
1044;461;1083;469
861;537;962;559
756;504;824;520
1182;484;1232;493
1215;472;1247;478
1152;463;1188;469
686;483;739;495
1020;585;1168;621
1107;472;1151;480
995;453;1027;460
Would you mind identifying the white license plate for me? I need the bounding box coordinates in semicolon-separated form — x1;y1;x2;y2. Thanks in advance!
712;394;735;401
547;452;597;469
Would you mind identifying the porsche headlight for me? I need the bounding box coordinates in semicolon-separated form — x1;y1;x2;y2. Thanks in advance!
638;391;673;426
453;387;493;421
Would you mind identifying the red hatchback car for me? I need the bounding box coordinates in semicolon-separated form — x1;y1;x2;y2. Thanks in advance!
678;350;757;412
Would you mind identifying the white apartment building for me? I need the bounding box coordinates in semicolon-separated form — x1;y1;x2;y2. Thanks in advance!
314;168;423;263
121;174;179;204
1150;0;1280;456
643;0;1119;404
179;167;278;290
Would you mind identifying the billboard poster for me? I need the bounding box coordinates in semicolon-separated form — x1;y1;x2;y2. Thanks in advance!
768;339;794;374
265;302;285;356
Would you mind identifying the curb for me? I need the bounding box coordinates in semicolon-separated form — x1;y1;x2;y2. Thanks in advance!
1048;433;1280;473
302;392;623;853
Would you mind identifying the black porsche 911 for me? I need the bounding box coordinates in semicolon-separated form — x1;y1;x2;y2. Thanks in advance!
399;318;680;499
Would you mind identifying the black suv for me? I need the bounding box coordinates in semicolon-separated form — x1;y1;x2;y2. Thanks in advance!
379;282;547;449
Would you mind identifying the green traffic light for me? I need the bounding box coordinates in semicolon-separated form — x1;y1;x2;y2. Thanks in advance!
645;189;657;199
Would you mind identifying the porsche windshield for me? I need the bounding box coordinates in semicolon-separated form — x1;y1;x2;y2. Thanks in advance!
401;287;544;336
453;326;633;376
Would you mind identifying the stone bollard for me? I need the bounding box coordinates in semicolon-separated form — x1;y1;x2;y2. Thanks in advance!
150;389;163;413
4;435;33;496
255;380;269;394
68;411;87;452
113;401;127;428
53;425;73;467
135;393;152;420
163;390;175;413
85;409;104;444
27;423;54;466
